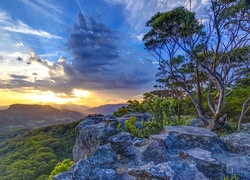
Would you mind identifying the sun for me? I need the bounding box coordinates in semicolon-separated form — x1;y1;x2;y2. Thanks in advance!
73;89;90;98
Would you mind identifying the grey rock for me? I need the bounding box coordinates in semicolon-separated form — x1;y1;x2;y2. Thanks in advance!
179;148;226;179
56;144;118;180
163;125;217;137
222;154;250;180
133;138;150;147
141;141;169;163
53;171;74;180
156;126;230;155
92;168;116;180
189;118;206;127
127;161;207;180
221;132;250;155
73;115;119;162
241;123;250;132
58;115;250;180
109;132;136;158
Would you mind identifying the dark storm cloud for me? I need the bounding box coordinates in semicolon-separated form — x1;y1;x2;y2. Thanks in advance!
9;74;28;79
67;13;156;90
68;13;119;73
16;57;23;61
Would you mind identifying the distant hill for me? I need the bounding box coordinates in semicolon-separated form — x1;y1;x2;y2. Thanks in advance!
0;104;84;130
85;103;128;115
51;104;90;114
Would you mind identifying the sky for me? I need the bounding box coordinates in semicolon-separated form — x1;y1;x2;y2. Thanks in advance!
0;0;209;108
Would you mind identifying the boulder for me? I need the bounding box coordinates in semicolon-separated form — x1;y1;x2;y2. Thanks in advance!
127;161;207;180
221;132;250;155
222;154;250;180
179;148;226;179
54;144;118;180
188;118;206;127
109;132;136;158
73;115;119;162
141;141;169;163
157;126;230;155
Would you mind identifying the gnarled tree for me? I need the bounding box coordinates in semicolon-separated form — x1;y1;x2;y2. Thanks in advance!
143;0;250;130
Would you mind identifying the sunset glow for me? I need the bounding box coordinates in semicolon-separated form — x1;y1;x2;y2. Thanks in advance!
73;89;90;98
0;0;208;109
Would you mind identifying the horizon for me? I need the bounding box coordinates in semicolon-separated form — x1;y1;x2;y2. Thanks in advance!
0;0;209;107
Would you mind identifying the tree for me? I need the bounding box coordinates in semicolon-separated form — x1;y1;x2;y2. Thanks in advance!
143;0;250;130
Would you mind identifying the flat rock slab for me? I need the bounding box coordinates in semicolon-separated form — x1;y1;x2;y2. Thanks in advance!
222;154;250;180
163;126;217;137
150;126;228;155
180;148;215;162
127;161;207;180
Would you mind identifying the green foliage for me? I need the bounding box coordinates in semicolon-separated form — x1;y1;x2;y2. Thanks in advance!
142;97;176;122
49;159;73;180
224;86;250;121
125;115;188;138
113;106;129;117
123;97;189;138
0;121;79;180
143;1;250;130
125;116;162;138
114;94;193;138
224;172;239;180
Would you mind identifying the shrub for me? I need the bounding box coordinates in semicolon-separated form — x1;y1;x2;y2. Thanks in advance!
49;159;73;180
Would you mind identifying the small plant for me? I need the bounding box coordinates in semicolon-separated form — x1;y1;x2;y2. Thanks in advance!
223;174;239;180
49;159;73;180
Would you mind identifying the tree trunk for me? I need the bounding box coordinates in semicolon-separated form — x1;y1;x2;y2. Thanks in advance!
238;97;250;132
195;61;204;116
208;114;227;131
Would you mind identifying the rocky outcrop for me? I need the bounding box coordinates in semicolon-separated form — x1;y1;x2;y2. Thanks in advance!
54;116;250;180
72;115;119;162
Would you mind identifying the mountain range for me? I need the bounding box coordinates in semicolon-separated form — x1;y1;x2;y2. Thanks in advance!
0;103;128;130
0;104;84;130
84;103;127;115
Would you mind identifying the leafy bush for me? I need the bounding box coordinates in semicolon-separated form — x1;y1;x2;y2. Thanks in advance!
49;159;73;180
125;115;188;138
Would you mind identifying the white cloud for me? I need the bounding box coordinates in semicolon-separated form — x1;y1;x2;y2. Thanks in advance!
21;0;64;24
15;42;24;47
0;10;61;39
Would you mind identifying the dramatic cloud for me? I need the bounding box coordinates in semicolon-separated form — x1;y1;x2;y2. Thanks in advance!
0;12;156;99
67;13;156;90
